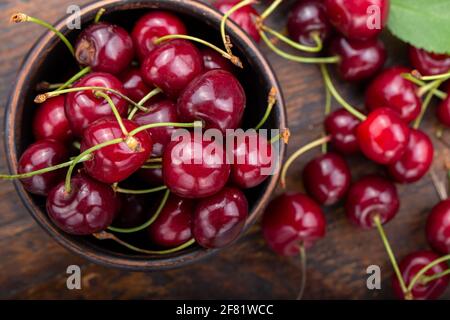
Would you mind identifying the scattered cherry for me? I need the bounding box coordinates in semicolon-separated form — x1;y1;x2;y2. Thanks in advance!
409;46;450;76
120;68;153;102
324;108;360;154
426;200;450;254
32;96;72;142
200;47;233;72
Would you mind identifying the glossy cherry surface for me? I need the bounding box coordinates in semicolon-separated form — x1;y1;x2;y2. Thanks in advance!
141;39;203;98
365;66;421;123
436;92;450;127
193;187;248;249
18;139;69;196
75;22;134;75
177;70;246;133
345;175;399;229
47;173;119;235
330;35;386;82
324;108;360;154
392;250;450;300
388;129;433;183
114;194;150;229
131;11;187;61
120;68;153;102
325;0;389;40
201;47;233;72
262;192;326;256
33;96;72;142
80;117;152;184
65;72;128;136
426;200;450;254
302;152;351;206
409;46;450;76
356;108;410;164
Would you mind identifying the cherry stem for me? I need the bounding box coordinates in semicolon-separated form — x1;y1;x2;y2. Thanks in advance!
128;87;163;120
413;80;443;129
429;169;448;201
418;78;444;97
402;73;447;99
261;25;323;53
407;254;450;295
260;0;282;21
114;185;167;195
108;189;170;233
72;141;81;150
420;268;450;285
56;66;91;91
36;82;66;91
11;13;75;56
322;82;332;154
128;121;203;137
95;91;128;136
146;157;162;163
140;164;163;170
280;135;331;188
94;8;106;23
255;87;277;130
270;128;291;144
421;71;450;81
93;231;196;255
296;243;307;300
320;64;366;121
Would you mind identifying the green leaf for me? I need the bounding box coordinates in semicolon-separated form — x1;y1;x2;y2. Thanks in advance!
387;0;450;54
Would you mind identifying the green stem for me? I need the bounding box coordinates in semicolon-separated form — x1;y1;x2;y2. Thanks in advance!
146;157;162;163
296;243;307;300
128;121;203;137
127;87;162;120
255;87;277;130
402;73;447;99
413;80;443;129
56;66;91;91
322;82;332;154
95;91;128;135
270;128;290;144
72;141;81;150
260;0;282;20
140;164;163;170
261;25;323;53
407;254;450;293
421;71;450;81
36;82;66;91
94;8;106;23
114;185;167;195
421;268;450;285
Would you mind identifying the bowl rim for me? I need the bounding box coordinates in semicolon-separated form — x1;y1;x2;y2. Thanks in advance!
4;0;286;271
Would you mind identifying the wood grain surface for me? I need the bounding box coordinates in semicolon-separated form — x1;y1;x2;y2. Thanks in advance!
0;0;449;299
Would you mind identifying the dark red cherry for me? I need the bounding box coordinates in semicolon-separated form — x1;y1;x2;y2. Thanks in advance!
287;0;332;46
33;96;72;142
426;200;450;254
356;108;410;164
47;173;119;235
80;117;152;184
75;22;134;75
324;108;360;154
409;46;450;76
200;47;233;72
141;39;203;98
138;167;164;186
114;194;149;229
262;193;326;256
392;251;450;300
215;0;260;42
388;129;433;183
330;35;386;81
131;11;187;61
436;92;450;127
65;72;128;136
162;132;230;198
148;194;194;248
18;139;69;196
345;175;399;229
302;152;351;206
177;70;246;133
120;68;153;102
193;187;248;248
365;67;421;123
325;0;390;40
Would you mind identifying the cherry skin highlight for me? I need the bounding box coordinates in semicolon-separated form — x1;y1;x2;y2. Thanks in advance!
33;96;72;142
426;200;450;254
324;108;360;154
409;46;450;76
120;68;153;102
200;47;233;72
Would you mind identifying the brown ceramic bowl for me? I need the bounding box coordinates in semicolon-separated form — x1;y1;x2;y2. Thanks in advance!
5;0;286;270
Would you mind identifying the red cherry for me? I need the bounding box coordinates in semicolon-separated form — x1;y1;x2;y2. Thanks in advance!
345;175;399;229
177;70;246;133
193;187;248;248
365;67;421;123
262;193;326;256
32;96;72;142
141;39;204;98
330;35;386;81
200;47;233;72
65;72;128;136
392;251;450;300
114;194;150;229
148;194;194;248
131;11;187;61
80;117;152;184
409;46;450;76
426;200;450;254
356;108;410;164
325;0;390;40
162;132;230;198
138;167;163;186
75;22;134;75
18;139;69;196
302;152;351;206
436;92;450;127
47;173;119;235
388;129;433;183
324;108;360;154
120;68;153;102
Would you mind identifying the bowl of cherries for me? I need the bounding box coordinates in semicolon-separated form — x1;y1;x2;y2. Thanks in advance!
4;0;286;270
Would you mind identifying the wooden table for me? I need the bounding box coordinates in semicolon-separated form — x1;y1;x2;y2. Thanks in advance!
0;0;448;299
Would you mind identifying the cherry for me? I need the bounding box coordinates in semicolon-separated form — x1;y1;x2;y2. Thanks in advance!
80;117;152;184
193;187;248;248
324;108;360;154
388;129;433;184
287;0;332;47
32;96;72;142
138;167;163;186
325;0;389;40
392;251;450;300
177;69;246;133
436;92;450;127
409;46;450;76
302;152;351;206
148;194;194;248
365;67;421;123
262;193;326;256
18;139;69;196
75;22;134;75
131;11;187;61
65;72;128;136
345;175;399;229
200;47;233;72
120;68;153;102
47;173;119;235
114;194;150;228
162;132;230;198
356;108;410;164
330;35;386;82
214;0;260;42
426;200;450;254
